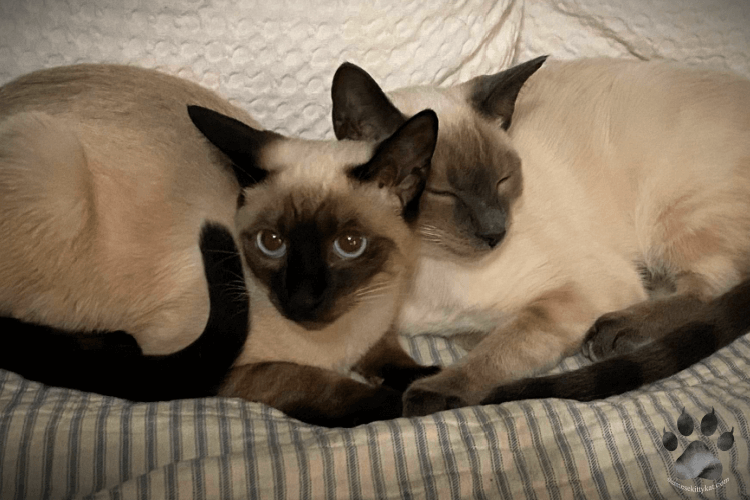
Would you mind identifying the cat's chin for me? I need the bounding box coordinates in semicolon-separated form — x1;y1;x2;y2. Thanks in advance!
274;312;335;331
278;308;342;331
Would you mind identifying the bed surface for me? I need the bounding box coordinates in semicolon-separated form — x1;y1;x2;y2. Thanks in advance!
2;334;750;499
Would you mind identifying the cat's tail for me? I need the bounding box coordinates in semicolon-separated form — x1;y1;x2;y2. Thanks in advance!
482;279;750;405
0;222;250;402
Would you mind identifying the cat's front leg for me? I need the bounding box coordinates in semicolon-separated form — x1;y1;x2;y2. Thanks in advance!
353;328;441;391
582;294;708;361
219;361;402;427
402;297;590;417
401;340;574;417
401;365;476;416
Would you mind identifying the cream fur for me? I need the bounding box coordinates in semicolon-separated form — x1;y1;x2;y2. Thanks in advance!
0;64;258;353
388;58;750;405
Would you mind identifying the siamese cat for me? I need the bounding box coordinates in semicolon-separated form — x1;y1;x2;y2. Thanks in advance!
188;106;441;427
331;56;750;416
0;64;255;400
0;224;250;401
0;64;440;427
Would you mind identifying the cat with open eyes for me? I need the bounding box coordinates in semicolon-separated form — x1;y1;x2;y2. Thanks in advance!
0;64;439;427
331;56;750;416
191;105;442;426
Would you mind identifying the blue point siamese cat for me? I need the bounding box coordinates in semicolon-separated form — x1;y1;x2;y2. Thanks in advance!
331;56;750;416
0;64;439;427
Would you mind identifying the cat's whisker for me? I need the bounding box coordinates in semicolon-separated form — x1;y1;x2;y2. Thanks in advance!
205;249;240;255
354;286;387;297
354;280;394;294
355;290;390;300
353;282;397;303
418;225;452;245
204;252;244;267
227;272;247;283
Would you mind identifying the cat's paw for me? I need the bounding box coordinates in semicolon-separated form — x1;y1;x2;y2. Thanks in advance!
582;296;707;361
343;386;404;427
381;364;441;392
662;408;735;481
581;310;651;361
401;370;472;417
402;387;467;417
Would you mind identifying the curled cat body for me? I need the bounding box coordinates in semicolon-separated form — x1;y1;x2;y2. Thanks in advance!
0;64;440;426
0;64;255;399
332;56;750;416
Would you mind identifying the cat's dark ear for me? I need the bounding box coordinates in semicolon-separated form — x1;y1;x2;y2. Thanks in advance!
331;62;406;142
466;55;548;130
349;109;438;220
187;105;280;188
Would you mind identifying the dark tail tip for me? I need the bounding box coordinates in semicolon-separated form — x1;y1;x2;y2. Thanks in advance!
0;222;250;402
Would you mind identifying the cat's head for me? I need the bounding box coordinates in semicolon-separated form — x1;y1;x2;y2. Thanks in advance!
331;56;547;259
188;105;438;329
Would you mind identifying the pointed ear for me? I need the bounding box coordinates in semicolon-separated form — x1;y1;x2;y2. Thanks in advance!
331;62;406;142
187;105;280;188
348;109;438;220
465;55;548;130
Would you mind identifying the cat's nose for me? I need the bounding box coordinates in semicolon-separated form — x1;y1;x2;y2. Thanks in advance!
471;206;507;249
478;230;505;248
287;287;326;315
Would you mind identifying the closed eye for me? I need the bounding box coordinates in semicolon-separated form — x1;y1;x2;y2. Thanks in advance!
426;189;458;199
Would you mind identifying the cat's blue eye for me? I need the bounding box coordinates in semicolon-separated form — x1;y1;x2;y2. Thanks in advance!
333;234;367;259
256;230;287;258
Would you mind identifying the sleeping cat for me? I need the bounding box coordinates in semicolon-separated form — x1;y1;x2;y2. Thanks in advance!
0;64;440;427
331;56;750;416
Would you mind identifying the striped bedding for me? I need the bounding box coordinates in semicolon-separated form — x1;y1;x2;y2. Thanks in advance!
2;333;749;500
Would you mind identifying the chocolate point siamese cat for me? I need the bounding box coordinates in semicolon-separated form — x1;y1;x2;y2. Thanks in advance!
0;223;249;400
0;64;439;427
0;64;255;400
331;56;750;417
189;105;441;427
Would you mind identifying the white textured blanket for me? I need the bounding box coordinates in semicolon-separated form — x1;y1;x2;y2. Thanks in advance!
2;0;748;137
1;1;749;498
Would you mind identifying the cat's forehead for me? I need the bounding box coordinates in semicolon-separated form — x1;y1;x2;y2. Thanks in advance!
262;137;376;189
434;118;519;189
388;85;467;121
236;165;404;240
